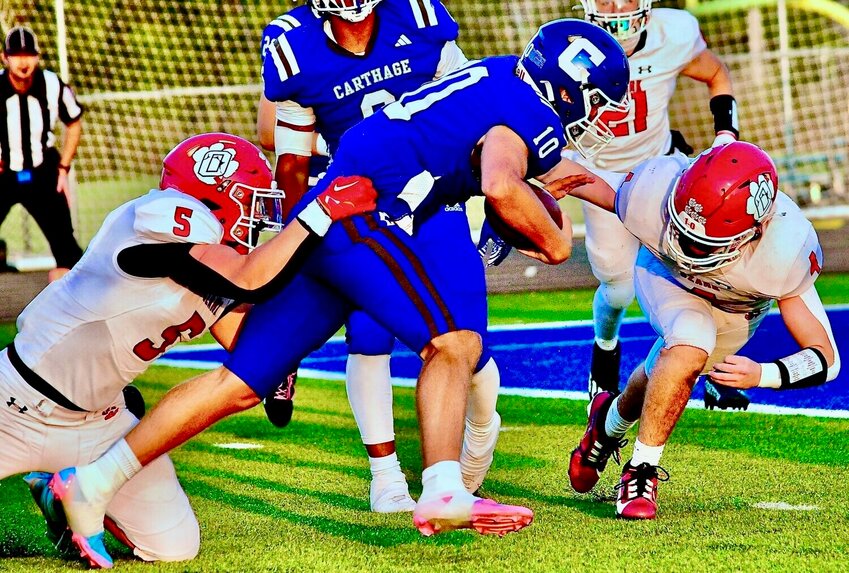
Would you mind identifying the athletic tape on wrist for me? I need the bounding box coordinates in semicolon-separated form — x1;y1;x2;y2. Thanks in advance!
296;200;332;237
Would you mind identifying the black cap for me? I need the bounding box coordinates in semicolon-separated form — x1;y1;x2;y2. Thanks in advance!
4;26;40;56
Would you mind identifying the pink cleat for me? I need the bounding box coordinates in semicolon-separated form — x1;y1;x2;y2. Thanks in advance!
413;494;533;537
569;391;627;493
615;462;670;520
49;468;114;569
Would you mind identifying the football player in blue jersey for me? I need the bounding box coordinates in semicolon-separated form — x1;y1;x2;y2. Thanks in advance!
50;20;630;557
255;0;502;514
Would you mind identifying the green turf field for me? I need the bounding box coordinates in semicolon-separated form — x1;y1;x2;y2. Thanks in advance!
2;278;849;572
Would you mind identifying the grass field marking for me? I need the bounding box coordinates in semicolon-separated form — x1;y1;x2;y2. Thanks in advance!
752;502;820;511
213;443;265;450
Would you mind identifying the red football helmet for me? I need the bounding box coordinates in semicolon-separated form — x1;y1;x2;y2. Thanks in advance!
665;141;778;274
160;133;283;254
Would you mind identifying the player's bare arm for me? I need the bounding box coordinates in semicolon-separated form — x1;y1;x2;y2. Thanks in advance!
256;94;277;151
680;48;733;97
538;157;616;211
480;126;572;264
709;286;840;389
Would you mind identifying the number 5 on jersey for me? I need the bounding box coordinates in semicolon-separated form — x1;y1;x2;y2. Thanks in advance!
173;206;193;237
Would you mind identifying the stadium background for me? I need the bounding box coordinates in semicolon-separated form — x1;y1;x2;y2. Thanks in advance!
1;0;849;262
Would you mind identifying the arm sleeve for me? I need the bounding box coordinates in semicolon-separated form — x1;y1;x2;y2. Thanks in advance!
275;100;316;157
117;231;321;304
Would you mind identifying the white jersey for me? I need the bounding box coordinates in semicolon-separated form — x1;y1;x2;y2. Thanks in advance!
613;156;823;315
12;189;233;412
583;9;707;172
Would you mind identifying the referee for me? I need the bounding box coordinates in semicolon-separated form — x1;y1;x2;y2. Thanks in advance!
0;26;83;282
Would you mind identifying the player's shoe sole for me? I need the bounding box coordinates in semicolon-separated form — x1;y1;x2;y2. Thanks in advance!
48;468;114;569
413;497;533;537
263;371;297;428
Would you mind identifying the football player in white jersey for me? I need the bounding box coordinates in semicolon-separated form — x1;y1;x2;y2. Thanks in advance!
0;132;376;568
575;0;741;407
565;142;840;519
255;0;503;513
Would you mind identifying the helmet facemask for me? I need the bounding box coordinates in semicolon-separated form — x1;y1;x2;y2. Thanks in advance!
581;1;652;45
228;181;285;253
311;0;382;22
565;85;631;158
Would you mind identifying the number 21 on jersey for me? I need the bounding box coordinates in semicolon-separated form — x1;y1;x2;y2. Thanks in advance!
601;80;647;137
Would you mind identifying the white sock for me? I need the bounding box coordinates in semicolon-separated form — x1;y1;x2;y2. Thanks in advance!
631;439;665;467
78;439;142;501
420;460;468;502
346;354;395;444
604;395;637;438
369;452;403;481
467;358;500;425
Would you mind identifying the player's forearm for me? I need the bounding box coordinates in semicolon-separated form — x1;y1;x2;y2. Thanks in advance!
275;154;311;220
60;120;82;167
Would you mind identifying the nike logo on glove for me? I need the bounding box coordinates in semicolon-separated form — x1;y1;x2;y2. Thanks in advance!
333;181;358;192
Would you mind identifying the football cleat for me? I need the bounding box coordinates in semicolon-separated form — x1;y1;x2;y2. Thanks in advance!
413;494;533;537
48;468;114;569
615;462;670;520
588;341;621;400
704;379;750;411
122;384;146;419
460;412;502;493
569;391;627;493
263;371;297;428
370;476;416;513
24;472;73;554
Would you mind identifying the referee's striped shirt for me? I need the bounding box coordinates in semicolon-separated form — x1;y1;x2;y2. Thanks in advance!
0;68;83;172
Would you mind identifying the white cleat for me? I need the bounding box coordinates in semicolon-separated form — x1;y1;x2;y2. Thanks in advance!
413;490;533;537
460;412;501;493
370;476;416;513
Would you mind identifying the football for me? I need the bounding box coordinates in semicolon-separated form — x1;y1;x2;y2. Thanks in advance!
483;181;564;251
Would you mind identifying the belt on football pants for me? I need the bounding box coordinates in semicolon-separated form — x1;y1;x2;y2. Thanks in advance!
7;342;85;412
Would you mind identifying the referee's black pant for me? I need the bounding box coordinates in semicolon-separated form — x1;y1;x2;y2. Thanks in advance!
0;149;83;269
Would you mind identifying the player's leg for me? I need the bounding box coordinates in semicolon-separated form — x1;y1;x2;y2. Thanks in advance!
582;200;640;397
614;254;717;519
345;311;414;513
314;215;531;535
50;274;352;565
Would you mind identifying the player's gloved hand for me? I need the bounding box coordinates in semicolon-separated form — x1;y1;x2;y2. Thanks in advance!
669;130;694;155
477;219;512;267
297;175;377;237
711;131;738;148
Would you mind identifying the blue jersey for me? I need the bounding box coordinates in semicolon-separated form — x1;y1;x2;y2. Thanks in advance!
262;0;458;154
303;56;568;229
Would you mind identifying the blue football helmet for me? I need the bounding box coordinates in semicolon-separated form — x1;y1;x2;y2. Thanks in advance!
518;18;631;158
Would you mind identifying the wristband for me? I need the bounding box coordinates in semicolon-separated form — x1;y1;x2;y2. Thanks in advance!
58;163;71;173
709;95;739;139
296;200;332;237
759;347;828;389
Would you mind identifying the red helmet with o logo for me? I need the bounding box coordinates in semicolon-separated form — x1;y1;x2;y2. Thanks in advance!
160;133;283;254
665;141;778;273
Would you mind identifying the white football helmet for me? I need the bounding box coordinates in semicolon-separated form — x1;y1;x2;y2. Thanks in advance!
311;0;382;22
580;1;652;48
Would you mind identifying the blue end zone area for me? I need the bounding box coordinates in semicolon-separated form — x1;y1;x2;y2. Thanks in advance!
160;307;848;415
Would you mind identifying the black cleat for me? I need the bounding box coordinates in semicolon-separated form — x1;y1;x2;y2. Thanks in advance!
588;341;622;399
704;379;750;411
264;371;297;428
123;384;146;419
